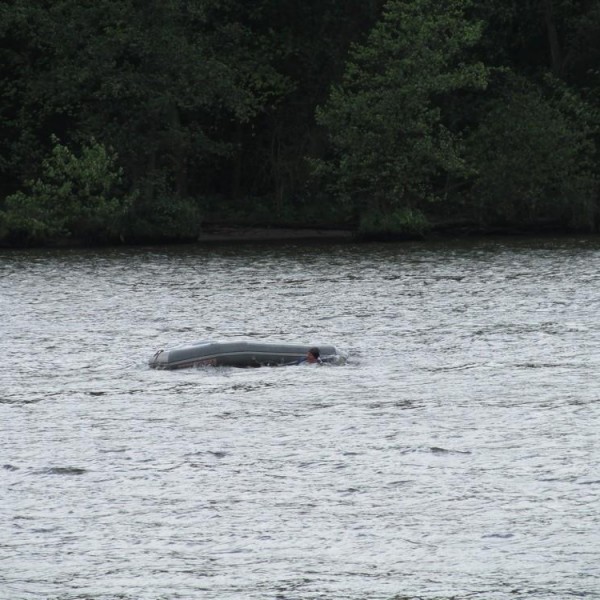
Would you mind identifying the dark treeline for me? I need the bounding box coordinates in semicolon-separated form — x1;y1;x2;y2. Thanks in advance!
1;0;599;245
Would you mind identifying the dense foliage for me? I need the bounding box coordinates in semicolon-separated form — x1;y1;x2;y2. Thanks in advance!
1;0;599;245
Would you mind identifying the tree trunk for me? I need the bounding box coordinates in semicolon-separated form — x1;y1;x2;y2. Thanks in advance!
231;122;242;201
542;0;563;76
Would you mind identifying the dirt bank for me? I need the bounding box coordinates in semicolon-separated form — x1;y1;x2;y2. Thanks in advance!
196;225;354;243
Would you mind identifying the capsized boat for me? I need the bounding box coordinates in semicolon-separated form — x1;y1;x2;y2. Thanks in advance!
148;340;344;369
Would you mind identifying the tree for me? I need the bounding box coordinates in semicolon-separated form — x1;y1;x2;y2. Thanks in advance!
0;0;290;233
473;0;600;83
3;136;133;244
466;73;598;230
227;0;384;214
315;0;488;235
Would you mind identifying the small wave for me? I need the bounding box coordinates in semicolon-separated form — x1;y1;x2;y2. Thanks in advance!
430;446;471;455
207;451;227;458
425;362;480;372
41;467;88;476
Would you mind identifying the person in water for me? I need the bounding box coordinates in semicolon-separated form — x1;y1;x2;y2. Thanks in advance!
305;347;321;364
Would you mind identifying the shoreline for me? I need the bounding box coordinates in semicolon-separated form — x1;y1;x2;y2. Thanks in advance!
196;225;354;243
2;223;597;250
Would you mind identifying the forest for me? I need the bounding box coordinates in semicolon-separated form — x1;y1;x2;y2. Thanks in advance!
1;0;599;245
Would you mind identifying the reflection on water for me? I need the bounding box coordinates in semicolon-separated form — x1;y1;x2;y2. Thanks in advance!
1;237;600;599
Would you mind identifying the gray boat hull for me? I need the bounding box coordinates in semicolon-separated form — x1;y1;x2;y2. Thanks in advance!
148;340;341;369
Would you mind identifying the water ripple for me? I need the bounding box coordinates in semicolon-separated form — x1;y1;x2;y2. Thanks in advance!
1;238;600;599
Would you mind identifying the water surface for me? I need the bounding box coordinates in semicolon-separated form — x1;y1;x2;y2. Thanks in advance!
1;237;599;599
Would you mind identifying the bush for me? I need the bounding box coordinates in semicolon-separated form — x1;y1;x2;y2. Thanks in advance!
1;136;132;245
357;207;430;240
123;194;203;243
466;75;598;231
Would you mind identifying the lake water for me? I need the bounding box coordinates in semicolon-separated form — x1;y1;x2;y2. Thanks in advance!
1;237;599;600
